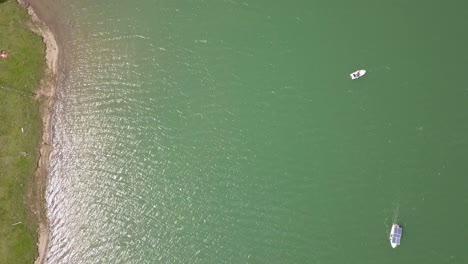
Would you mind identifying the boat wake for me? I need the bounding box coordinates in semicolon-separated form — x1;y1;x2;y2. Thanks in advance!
392;201;400;223
383;195;401;235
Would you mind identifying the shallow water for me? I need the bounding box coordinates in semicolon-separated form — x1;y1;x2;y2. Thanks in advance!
45;1;468;263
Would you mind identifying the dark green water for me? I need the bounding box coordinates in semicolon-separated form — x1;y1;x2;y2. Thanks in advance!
46;0;468;263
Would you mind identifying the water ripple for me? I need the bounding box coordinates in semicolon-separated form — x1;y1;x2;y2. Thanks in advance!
46;1;315;263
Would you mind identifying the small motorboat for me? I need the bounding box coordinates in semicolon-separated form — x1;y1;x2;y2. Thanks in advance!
350;69;366;80
389;223;402;248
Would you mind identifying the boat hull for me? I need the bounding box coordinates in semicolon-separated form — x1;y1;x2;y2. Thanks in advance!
350;70;366;80
389;223;402;248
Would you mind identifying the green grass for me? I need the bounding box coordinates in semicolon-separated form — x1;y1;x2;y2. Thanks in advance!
0;0;46;263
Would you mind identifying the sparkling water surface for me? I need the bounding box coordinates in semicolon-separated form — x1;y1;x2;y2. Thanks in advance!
46;0;468;263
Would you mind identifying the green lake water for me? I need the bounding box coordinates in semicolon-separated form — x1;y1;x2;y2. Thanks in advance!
45;0;468;263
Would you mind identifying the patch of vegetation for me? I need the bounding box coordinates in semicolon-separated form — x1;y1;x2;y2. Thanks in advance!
0;0;46;263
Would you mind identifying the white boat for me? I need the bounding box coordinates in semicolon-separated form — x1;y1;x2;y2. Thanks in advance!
350;69;366;80
389;223;402;248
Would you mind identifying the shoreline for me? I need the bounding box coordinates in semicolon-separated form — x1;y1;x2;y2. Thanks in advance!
16;0;60;263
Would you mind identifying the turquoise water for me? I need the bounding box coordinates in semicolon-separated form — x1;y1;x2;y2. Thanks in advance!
46;0;468;263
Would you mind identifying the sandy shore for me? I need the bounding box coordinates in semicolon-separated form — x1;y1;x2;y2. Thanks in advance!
16;0;60;263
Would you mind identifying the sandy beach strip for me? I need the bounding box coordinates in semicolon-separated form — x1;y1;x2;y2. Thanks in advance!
16;0;60;263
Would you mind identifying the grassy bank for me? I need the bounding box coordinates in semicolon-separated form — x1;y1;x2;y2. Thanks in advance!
0;0;46;263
